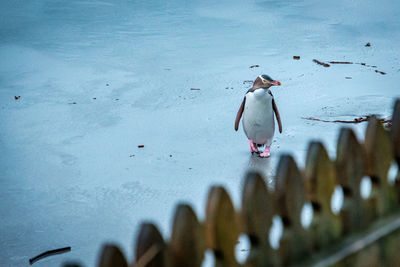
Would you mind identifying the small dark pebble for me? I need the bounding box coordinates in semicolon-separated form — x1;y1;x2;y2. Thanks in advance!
169;155;172;157
190;88;201;90
189;168;192;170
293;56;300;60
130;154;135;157
365;42;371;47
93;97;96;100
225;87;229;89
345;77;352;79
138;145;144;148
69;102;77;104
106;84;109;86
14;96;20;100
249;64;259;68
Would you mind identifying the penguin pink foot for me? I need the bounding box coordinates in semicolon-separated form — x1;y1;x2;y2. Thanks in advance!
249;140;259;153
259;146;270;158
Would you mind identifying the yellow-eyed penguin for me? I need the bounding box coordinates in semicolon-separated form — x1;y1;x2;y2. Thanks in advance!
234;74;282;158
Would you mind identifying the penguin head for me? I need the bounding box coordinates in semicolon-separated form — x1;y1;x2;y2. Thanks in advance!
254;74;281;89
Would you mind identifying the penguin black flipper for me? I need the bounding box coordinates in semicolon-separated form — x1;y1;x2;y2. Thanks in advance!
272;98;282;133
235;97;246;131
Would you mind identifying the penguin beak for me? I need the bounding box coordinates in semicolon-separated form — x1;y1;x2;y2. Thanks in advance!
270;80;281;86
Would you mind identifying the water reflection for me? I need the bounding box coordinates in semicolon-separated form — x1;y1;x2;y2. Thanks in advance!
246;153;276;190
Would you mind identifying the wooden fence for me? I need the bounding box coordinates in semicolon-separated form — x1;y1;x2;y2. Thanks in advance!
87;99;400;267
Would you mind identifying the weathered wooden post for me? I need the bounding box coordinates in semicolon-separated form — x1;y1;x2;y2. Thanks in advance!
364;116;397;217
205;186;239;267
304;141;341;250
392;99;400;164
135;223;167;267
391;99;400;203
97;244;128;267
170;203;205;267
336;128;367;233
274;154;310;265
241;171;275;267
380;99;400;267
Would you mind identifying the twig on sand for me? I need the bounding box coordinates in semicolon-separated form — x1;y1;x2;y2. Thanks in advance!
375;70;387;75
313;59;330;67
302;116;392;126
329;61;353;64
29;247;71;265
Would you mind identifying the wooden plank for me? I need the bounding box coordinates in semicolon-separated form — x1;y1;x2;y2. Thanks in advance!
364;116;397;217
170;204;205;267
275;154;311;264
98;244;128;267
135;223;166;267
241;171;276;266
392;99;400;163
336;128;367;233
304;141;341;250
205;186;239;267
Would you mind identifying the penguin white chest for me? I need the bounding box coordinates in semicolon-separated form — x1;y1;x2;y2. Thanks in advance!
242;89;275;145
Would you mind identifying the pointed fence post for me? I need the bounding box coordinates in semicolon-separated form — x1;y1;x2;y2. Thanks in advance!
205;186;239;267
98;244;128;267
392;99;400;164
241;171;275;267
364;116;397;217
391;99;400;203
336;128;367;233
304;141;341;251
275;154;311;265
135;223;167;267
170;204;205;267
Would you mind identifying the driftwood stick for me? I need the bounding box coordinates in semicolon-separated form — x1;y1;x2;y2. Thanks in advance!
313;59;330;67
29;247;71;265
329;61;353;64
302;117;392;125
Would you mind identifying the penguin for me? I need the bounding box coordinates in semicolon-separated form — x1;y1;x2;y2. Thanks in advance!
234;74;282;158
